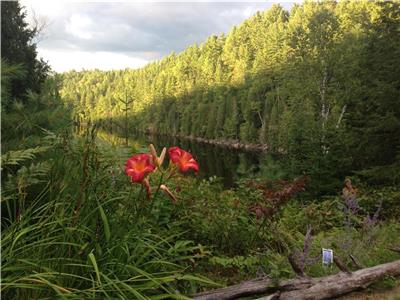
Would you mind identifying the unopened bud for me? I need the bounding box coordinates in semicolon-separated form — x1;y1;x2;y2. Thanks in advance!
160;184;177;204
158;147;166;167
149;144;157;162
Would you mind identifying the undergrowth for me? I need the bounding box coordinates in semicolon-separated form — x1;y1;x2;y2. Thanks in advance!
1;88;399;297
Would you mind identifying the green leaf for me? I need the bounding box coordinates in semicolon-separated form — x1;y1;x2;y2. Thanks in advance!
97;198;111;243
88;252;101;284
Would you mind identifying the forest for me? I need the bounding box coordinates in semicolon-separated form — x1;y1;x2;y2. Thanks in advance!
1;1;400;299
60;1;400;194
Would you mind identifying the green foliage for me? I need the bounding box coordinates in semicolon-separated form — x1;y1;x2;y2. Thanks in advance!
175;176;400;282
1;1;50;104
175;177;262;257
358;186;400;219
1;75;71;153
345;1;400;171
1;59;27;104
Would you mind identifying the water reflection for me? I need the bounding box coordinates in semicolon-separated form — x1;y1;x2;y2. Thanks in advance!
96;128;263;187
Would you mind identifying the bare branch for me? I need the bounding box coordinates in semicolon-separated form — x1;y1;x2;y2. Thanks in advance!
336;104;347;129
29;8;50;44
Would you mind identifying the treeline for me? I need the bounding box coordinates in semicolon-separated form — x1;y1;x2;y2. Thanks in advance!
60;1;400;189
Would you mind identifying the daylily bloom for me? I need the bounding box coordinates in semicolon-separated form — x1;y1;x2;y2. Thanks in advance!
168;147;199;173
125;154;156;183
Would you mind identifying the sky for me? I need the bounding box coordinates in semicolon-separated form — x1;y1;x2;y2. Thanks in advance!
21;0;299;72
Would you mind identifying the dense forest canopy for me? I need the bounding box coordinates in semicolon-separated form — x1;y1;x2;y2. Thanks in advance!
60;1;400;192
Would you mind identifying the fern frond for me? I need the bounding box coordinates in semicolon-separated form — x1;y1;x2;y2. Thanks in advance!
16;161;52;186
1;146;50;169
3;161;52;196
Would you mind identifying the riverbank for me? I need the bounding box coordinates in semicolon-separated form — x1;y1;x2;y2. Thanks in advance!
174;134;268;152
93;119;269;152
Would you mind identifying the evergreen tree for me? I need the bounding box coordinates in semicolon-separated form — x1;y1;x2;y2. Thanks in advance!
1;1;49;105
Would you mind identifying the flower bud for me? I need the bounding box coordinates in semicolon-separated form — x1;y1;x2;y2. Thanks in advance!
160;184;177;204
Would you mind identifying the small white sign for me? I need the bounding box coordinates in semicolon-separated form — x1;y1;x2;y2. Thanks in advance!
322;248;333;266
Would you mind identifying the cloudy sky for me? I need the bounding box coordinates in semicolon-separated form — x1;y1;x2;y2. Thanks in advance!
21;0;298;72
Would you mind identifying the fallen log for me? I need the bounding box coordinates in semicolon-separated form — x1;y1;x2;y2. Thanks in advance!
278;259;400;300
192;276;271;300
192;277;312;300
192;259;400;300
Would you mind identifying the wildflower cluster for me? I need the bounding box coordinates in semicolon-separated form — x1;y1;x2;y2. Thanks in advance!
124;144;199;202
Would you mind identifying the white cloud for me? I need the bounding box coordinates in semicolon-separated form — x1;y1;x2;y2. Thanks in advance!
243;7;256;18
38;49;148;72
65;14;94;40
20;1;297;72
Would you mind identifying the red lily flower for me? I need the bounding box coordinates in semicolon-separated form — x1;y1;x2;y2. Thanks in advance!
125;154;156;183
168;147;199;173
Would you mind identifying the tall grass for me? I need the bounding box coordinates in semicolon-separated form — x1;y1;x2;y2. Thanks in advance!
1;125;213;299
